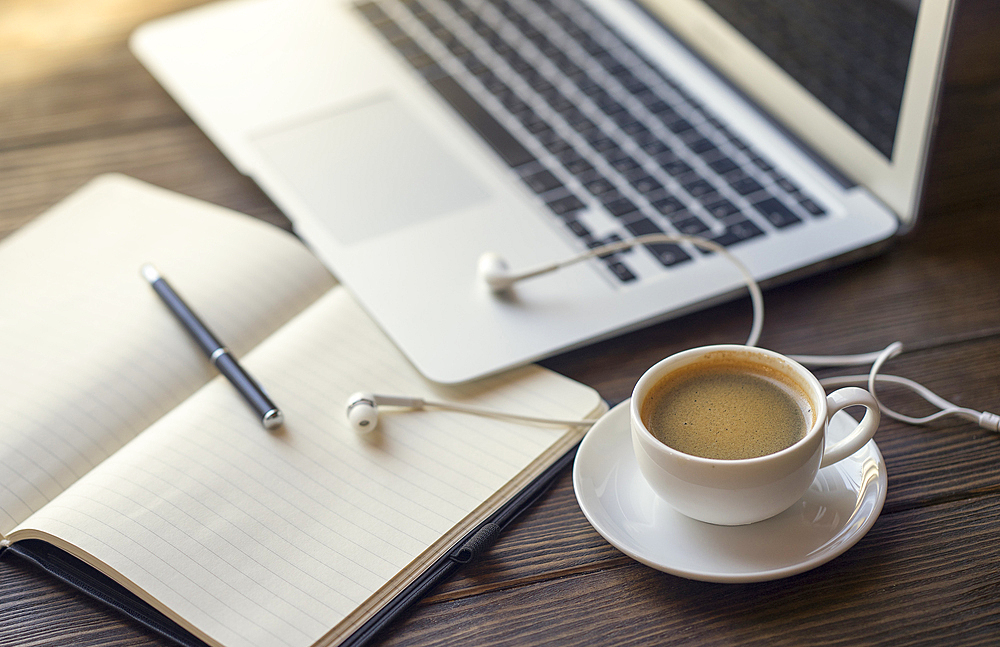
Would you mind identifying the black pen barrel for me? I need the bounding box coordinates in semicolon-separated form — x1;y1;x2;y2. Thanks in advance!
143;264;283;430
213;352;282;429
148;277;223;357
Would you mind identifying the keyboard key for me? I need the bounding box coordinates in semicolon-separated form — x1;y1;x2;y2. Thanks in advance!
660;158;692;177
599;149;633;174
624;217;663;236
587;234;630;260
620;121;652;139
727;134;751;151
519;110;550;134
639;138;671;157
559;105;584;123
708;157;740;175
683;178;717;199
650;102;679;121
603;196;639;217
646;242;692;267
753;197;802;228
596;53;627;76
618;72;649;96
541;133;572;154
559;150;595;175
653;147;680;164
610;156;642;174
664;117;694;134
623;219;692;266
477;67;503;90
461;52;489;75
606;259;638;282
500;91;531;116
522;169;564;194
547;194;586;216
688;138;717;155
774;176;800;194
673;215;711;236
565;219;591;238
506;52;534;75
704;198;741;220
799;197;827;216
581;175;619;199
711;220;765;247
545;91;574;113
592;90;626;116
574;75;602;97
554;54;584;79
629;174;664;195
588;136;620;155
580;173;618;199
729;174;765;196
650;195;686;217
571;117;598;136
611;109;638;129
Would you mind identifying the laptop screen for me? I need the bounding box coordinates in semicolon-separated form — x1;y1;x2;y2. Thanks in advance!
633;0;952;223
695;0;920;159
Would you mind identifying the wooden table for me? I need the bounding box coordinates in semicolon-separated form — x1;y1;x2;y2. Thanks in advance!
3;1;999;644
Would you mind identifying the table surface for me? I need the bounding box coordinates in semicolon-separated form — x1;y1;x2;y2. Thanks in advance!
2;1;1000;645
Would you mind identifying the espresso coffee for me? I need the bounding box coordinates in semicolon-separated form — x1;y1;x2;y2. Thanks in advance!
641;357;813;460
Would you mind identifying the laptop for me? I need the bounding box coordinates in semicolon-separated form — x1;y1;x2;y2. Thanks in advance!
131;0;955;384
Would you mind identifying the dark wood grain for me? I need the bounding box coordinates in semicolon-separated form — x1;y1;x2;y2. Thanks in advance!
2;0;1000;645
380;496;1000;646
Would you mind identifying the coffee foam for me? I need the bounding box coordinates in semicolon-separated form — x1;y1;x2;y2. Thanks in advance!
640;355;815;460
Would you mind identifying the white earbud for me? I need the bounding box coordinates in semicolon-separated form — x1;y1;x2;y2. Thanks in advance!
477;252;566;293
346;392;426;433
477;252;516;292
345;391;597;433
480;234;764;347
345;393;378;432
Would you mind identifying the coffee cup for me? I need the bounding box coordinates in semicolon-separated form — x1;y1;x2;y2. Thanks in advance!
630;344;880;526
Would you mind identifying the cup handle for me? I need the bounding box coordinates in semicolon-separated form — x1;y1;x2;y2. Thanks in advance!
820;387;881;468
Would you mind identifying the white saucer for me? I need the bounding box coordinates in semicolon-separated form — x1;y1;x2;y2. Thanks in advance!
573;400;887;583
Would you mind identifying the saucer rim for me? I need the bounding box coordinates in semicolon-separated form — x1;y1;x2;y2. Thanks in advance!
572;399;887;583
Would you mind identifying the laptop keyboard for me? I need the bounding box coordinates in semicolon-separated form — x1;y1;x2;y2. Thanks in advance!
356;0;828;285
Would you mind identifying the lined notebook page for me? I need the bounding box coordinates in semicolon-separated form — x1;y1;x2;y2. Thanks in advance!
0;175;336;536
10;287;603;647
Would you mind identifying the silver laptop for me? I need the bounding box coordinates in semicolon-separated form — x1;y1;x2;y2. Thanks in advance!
132;0;954;384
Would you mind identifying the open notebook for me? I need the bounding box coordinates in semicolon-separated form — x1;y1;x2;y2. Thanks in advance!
0;175;605;647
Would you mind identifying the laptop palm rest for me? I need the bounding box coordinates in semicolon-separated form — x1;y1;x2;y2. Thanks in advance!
250;95;491;245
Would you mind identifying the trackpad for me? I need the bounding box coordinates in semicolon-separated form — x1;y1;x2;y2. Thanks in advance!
250;96;491;245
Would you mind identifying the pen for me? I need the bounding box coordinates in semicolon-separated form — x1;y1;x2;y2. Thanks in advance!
141;264;284;430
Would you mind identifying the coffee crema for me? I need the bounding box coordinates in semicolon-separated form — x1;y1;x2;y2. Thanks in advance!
640;356;814;460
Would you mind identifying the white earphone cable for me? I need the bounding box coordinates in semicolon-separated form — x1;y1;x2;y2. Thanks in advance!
545;233;764;347
356;235;996;435
536;234;996;432
418;399;599;427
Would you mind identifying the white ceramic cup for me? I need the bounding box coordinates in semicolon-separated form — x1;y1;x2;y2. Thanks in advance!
630;345;880;526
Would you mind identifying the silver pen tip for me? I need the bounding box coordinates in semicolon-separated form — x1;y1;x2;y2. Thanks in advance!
141;264;161;283
263;409;284;430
